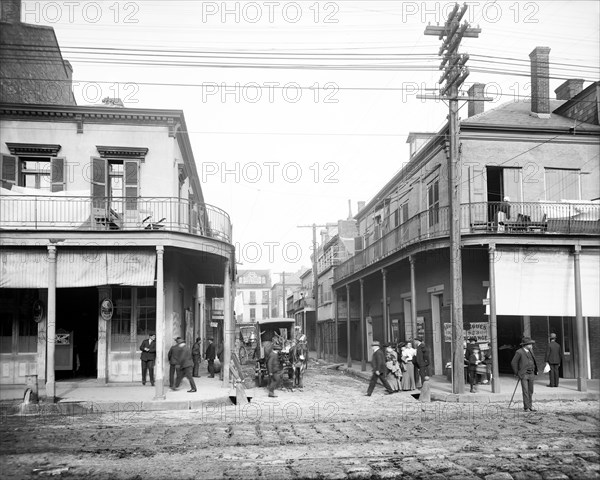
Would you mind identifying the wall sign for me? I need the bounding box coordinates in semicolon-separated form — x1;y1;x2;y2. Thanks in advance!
33;300;44;323
100;298;114;321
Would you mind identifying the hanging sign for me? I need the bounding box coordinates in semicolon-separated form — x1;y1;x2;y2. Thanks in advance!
100;298;114;321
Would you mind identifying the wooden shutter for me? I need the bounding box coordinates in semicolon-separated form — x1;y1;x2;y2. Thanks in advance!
470;165;486;223
51;157;66;192
91;157;107;211
1;154;18;187
124;160;139;211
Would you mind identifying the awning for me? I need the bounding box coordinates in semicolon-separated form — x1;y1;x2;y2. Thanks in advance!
0;249;156;288
494;248;599;317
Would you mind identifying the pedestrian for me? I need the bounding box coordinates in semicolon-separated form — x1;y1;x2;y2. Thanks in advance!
205;337;216;378
419;375;431;408
366;341;395;396
468;345;484;393
192;337;202;377
267;343;282;398
167;338;180;388
544;333;563;388
139;332;156;386
414;337;431;387
173;338;197;393
511;337;538;412
400;342;417;391
385;344;401;392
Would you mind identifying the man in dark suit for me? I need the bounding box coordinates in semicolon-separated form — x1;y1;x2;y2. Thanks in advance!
174;338;197;393
366;341;395;396
267;343;283;398
167;338;181;388
139;332;156;386
511;337;538;412
205;337;216;378
414;337;431;386
192;337;202;377
545;333;563;387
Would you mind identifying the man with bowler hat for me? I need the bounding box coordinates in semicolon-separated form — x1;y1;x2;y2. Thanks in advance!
205;337;216;378
167;337;181;388
511;337;538;412
174;337;197;393
545;333;563;387
366;341;395;396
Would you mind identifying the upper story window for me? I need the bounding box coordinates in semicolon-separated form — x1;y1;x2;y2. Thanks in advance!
545;168;581;201
427;179;440;227
1;144;65;192
249;291;256;304
261;290;269;304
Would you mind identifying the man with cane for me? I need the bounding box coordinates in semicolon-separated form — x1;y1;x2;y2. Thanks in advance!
510;337;539;412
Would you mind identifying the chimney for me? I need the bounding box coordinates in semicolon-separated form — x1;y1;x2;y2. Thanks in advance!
529;46;551;118
554;79;584;100
347;199;353;220
467;83;485;117
1;0;21;23
357;201;366;213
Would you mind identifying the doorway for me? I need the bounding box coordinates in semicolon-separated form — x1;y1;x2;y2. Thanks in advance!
549;317;575;378
56;287;98;380
486;166;523;222
497;316;523;374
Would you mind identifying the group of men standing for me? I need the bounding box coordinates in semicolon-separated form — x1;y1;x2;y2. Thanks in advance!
139;333;224;393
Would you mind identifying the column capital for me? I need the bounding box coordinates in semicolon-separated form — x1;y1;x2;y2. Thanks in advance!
409;255;415;265
47;245;57;257
574;244;581;254
381;268;387;277
156;245;164;255
346;284;351;292
488;243;496;252
359;278;364;286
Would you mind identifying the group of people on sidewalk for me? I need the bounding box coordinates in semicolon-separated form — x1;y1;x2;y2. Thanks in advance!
139;332;224;393
366;337;430;396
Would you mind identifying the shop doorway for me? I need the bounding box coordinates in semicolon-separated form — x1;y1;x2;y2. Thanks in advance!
549;316;575;378
497;315;523;374
56;288;98;380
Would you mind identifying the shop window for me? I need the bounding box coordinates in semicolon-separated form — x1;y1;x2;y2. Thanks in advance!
0;316;12;353
137;287;156;340
18;315;37;353
110;288;131;352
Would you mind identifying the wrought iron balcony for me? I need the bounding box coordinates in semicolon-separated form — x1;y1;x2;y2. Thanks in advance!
0;194;232;243
334;201;599;283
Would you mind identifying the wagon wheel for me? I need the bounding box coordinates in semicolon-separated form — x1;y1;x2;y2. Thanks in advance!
239;347;248;365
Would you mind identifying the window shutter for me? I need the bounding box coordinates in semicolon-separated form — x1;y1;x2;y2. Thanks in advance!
1;154;18;186
470;166;486;223
51;157;66;192
91;157;107;211
124;160;139;211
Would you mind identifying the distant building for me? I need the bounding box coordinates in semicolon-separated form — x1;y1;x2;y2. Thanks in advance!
236;270;271;323
270;271;302;318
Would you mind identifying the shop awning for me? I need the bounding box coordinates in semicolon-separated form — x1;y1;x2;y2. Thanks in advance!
494;248;599;317
0;249;156;288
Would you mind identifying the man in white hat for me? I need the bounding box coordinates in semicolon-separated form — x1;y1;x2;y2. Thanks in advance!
511;337;538;412
366;341;395;396
544;333;563;388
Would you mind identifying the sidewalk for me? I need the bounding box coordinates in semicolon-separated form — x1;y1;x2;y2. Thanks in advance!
0;376;236;414
338;363;600;403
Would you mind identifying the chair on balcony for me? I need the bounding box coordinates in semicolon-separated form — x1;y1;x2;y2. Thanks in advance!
92;207;122;230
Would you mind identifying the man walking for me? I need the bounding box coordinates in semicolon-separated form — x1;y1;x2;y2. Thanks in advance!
511;337;538;412
192;337;202;377
167;338;180;388
205;337;216;378
174;338;197;393
267;344;282;398
139;332;156;386
545;333;563;387
414;337;431;386
366;341;395;396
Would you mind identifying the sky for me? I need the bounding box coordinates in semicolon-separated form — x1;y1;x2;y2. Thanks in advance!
23;0;600;282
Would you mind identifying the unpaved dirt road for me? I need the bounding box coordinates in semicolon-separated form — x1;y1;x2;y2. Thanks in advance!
1;362;598;479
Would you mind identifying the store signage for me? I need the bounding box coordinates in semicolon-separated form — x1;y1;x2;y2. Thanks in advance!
100;298;114;321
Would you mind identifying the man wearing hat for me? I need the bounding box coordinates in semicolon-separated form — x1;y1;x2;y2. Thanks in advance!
139;332;156;386
511;337;538;412
205;338;216;378
174;337;197;392
167;337;182;388
544;333;563;387
366;341;395;396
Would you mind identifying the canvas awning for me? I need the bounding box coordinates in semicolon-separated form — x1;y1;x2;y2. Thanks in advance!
493;248;599;317
0;249;156;288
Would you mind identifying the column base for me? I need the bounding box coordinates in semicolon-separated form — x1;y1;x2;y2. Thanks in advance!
153;381;165;400
577;377;587;392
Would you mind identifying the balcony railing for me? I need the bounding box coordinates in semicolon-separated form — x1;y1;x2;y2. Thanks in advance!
334;201;600;283
0;194;232;243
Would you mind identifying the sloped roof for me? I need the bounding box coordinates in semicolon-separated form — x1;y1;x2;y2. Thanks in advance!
462;98;600;132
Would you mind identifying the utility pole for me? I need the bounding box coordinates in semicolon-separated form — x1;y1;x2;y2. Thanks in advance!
278;271;291;318
298;223;328;349
422;3;487;394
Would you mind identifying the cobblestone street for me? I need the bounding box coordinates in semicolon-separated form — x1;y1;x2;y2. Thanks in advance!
1;363;598;479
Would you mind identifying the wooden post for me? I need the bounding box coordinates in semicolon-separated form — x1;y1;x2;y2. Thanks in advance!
222;257;232;387
153;246;165;400
488;244;500;393
382;269;388;343
346;284;351;367
360;278;366;371
573;245;587;392
46;245;57;401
